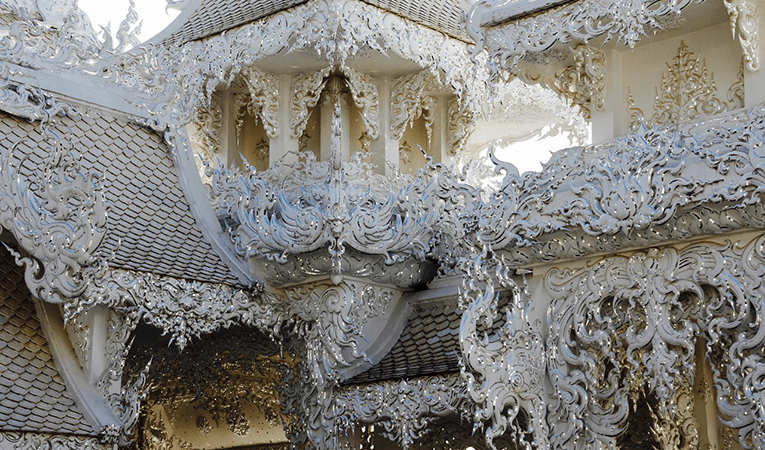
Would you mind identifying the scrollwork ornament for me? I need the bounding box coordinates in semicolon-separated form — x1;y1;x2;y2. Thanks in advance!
290;67;331;139
725;0;760;72
341;66;380;139
0;431;111;450
332;374;471;449
241;66;280;139
459;247;546;450
554;44;606;119
81;268;282;349
545;236;765;450
474;0;694;74
0;91;108;307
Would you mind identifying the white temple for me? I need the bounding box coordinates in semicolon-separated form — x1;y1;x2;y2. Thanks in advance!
0;0;764;449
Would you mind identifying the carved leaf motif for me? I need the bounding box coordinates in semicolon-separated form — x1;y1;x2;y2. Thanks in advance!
476;0;695;73
0;93;108;307
290;67;331;139
459;248;546;450
545;236;765;450
241;67;280;139
342;66;380;140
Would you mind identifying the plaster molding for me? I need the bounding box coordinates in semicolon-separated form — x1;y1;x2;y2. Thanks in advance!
0;89;108;307
544;236;765;450
342;66;380;140
468;0;694;74
725;0;760;72
627;41;745;129
553;44;606;119
0;432;110;450
459;248;546;450
478;101;765;265
333;374;471;448
241;66;280;139
290;67;331;139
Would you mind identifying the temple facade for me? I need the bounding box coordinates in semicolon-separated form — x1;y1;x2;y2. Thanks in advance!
0;0;764;449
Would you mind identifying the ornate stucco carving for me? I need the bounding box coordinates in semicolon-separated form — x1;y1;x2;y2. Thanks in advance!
80;269;270;349
554;44;606;119
290;67;331;139
332;374;471;449
342;66;380;140
191;95;222;158
725;0;760;72
477;100;765;265
205;151;443;279
0;432;111;450
240;67;280;139
627;42;745;130
447;97;476;155
0;90;108;307
459;248;545;450
469;0;694;73
390;71;441;141
545;236;765;450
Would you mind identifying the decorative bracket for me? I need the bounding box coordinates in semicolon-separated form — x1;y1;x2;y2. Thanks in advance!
725;0;760;72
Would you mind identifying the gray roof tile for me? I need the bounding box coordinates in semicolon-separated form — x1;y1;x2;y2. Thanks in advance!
0;111;240;285
347;300;461;384
0;247;95;435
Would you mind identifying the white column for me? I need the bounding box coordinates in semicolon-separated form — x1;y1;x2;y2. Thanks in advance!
591;48;624;143
370;76;400;175
270;74;300;167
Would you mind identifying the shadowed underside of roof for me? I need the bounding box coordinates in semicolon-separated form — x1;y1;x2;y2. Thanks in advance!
347;300;461;384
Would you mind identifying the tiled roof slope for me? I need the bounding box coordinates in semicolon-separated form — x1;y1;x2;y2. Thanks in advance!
160;0;467;47
0;111;240;285
347;300;461;384
0;246;94;435
160;0;307;47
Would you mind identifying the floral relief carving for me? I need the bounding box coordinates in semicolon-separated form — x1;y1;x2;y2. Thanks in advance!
0;90;108;308
332;374;471;449
554;44;606;119
342;66;380;140
191;95;222;158
725;0;760;72
241;66;280;139
290;67;331;139
390;71;441;141
470;0;694;73
542;237;765;449
447;97;477;155
628;42;745;130
459;248;546;450
0;432;111;450
478;100;765;265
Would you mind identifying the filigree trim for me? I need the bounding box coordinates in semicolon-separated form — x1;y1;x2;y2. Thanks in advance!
470;0;694;74
725;0;760;72
477;100;765;264
332;374;471;448
343;66;380;140
241;67;280;139
545;236;765;450
459;248;545;450
290;67;331;139
0;89;108;306
554;44;606;119
390;71;441;141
